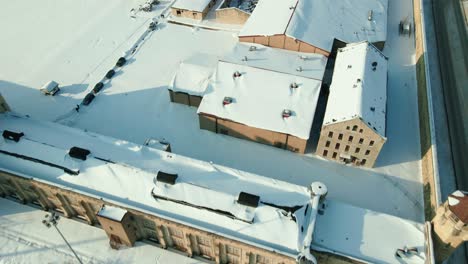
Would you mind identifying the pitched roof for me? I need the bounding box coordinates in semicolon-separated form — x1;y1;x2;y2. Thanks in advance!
169;54;217;96
448;190;468;224
0;113;318;257
172;0;213;12
197;60;323;139
239;0;388;52
323;42;388;137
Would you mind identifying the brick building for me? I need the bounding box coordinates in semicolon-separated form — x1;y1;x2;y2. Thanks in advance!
238;0;388;56
171;0;216;20
197;43;327;153
432;190;468;263
316;42;388;167
168;54;217;107
0;113;326;264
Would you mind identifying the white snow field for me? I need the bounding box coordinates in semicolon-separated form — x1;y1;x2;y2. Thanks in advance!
0;0;422;224
0;198;201;264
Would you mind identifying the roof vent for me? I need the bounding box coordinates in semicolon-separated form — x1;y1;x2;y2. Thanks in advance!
157;171;178;185
69;147;91;161
290;82;299;89
242;56;248;62
223;97;234;106
233;71;242;78
296;66;303;72
238;192;260;208
2;130;24;142
249;46;257;51
368;10;373;21
347;65;352;69
282;109;292;118
357;78;362;83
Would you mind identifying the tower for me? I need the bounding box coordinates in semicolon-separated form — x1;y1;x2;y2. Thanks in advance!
431;190;468;263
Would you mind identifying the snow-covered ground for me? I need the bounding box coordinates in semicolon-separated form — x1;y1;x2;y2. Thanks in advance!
0;198;201;264
0;0;422;227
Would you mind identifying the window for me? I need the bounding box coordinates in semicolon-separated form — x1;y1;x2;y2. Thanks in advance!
361;159;367;165
348;135;353;142
226;245;240;256
323;150;328;157
325;141;330;147
332;152;337;159
338;133;343;140
328;131;333;138
143;219;156;229
345;145;350;152
355;147;360;154
359;129;363;133
346;126;350;130
176;10;181;15
197;236;212;246
365;150;370;155
369;140;375;146
359;138;364;144
193;12;197;17
352;125;358;131
220;129;229;135
335;143;340;150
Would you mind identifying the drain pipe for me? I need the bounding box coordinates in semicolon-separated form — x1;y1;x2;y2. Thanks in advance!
298;182;328;264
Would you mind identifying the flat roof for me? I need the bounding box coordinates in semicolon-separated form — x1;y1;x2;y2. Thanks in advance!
239;0;388;52
312;200;426;264
223;43;327;80
197;60;322;139
97;205;128;222
323;42;387;136
0;113;316;257
172;0;213;12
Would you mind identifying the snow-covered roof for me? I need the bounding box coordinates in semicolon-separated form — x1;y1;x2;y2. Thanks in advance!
448;190;468;223
312;200;426;264
169;54;217;96
172;0;213;12
0;114;317;257
323;42;387;136
239;0;388;52
223;43;327;80
97;205;128;221
197;60;322;139
239;0;296;37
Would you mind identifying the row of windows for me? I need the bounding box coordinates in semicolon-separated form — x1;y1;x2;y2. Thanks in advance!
325;142;371;155
322;150;367;165
327;131;375;147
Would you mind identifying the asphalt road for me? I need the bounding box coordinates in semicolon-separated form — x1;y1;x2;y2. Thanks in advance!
432;0;467;262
